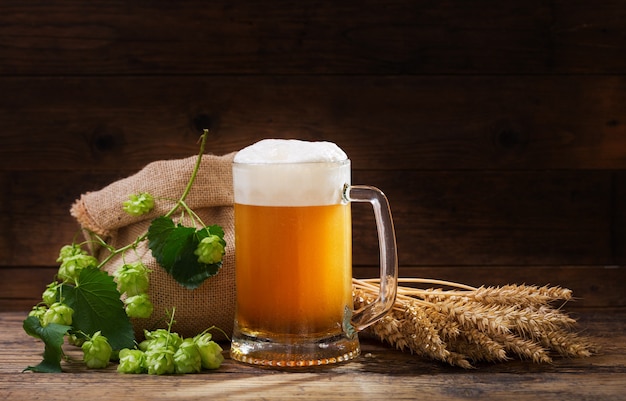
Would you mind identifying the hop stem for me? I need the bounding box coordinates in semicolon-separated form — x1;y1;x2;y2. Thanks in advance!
164;130;209;219
95;130;211;269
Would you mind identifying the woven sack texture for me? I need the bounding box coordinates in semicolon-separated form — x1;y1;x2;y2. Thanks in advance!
70;152;236;340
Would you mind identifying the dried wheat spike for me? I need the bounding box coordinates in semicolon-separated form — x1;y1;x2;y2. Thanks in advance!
352;278;595;368
369;314;410;352
470;284;572;307
436;298;515;336
507;304;577;339
445;351;474;369
396;309;475;369
421;302;461;341
400;303;451;362
359;291;472;367
535;327;596;358
492;332;553;364
448;327;509;363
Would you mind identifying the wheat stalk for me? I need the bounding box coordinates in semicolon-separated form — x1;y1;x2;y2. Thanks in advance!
353;277;595;368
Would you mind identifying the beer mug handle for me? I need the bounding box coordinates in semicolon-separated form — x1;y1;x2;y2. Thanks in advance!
343;184;398;331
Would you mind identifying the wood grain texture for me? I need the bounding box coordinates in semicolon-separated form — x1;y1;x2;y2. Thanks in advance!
0;169;617;267
614;172;626;262
2;310;625;400
1;1;626;75
351;170;614;266
1;76;625;171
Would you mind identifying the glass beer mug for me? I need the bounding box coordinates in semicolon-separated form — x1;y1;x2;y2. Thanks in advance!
230;139;398;367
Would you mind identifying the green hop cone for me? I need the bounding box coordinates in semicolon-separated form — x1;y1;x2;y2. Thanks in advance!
124;293;154;319
42;302;73;327
117;348;146;374
141;329;183;350
193;332;224;370
42;282;60;306
82;331;113;369
28;305;47;322
194;234;225;265
144;347;176;375
123;193;155;216
56;244;87;263
57;254;98;284
114;261;150;296
174;338;202;374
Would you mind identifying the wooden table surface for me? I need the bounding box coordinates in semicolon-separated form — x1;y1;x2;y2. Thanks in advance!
2;309;625;401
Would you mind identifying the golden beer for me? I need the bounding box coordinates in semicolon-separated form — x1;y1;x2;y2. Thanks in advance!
234;203;352;338
230;139;397;367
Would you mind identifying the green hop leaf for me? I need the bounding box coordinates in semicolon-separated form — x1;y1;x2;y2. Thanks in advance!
117;348;146;374
123;193;155;216
82;331;113;369
124;293;154;319
23;316;71;373
114;261;151;296
193;332;224;370
194;234;225;265
174;338;202;374
42;302;74;327
147;217;225;289
61;268;135;351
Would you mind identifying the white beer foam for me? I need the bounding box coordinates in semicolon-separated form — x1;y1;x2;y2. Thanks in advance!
233;139;351;206
233;139;348;164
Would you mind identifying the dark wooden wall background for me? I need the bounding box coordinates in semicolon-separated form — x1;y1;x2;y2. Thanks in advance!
1;1;625;311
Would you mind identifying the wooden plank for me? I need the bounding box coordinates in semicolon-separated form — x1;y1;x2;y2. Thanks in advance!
1;1;626;75
0;266;57;303
551;0;626;74
4;371;626;401
0;171;126;266
0;173;9;265
614;171;626;263
2;310;625;400
0;299;40;312
0;169;614;266
1;75;625;171
351;169;613;266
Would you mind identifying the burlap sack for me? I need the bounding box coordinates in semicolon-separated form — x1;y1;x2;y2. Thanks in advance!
70;152;236;341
